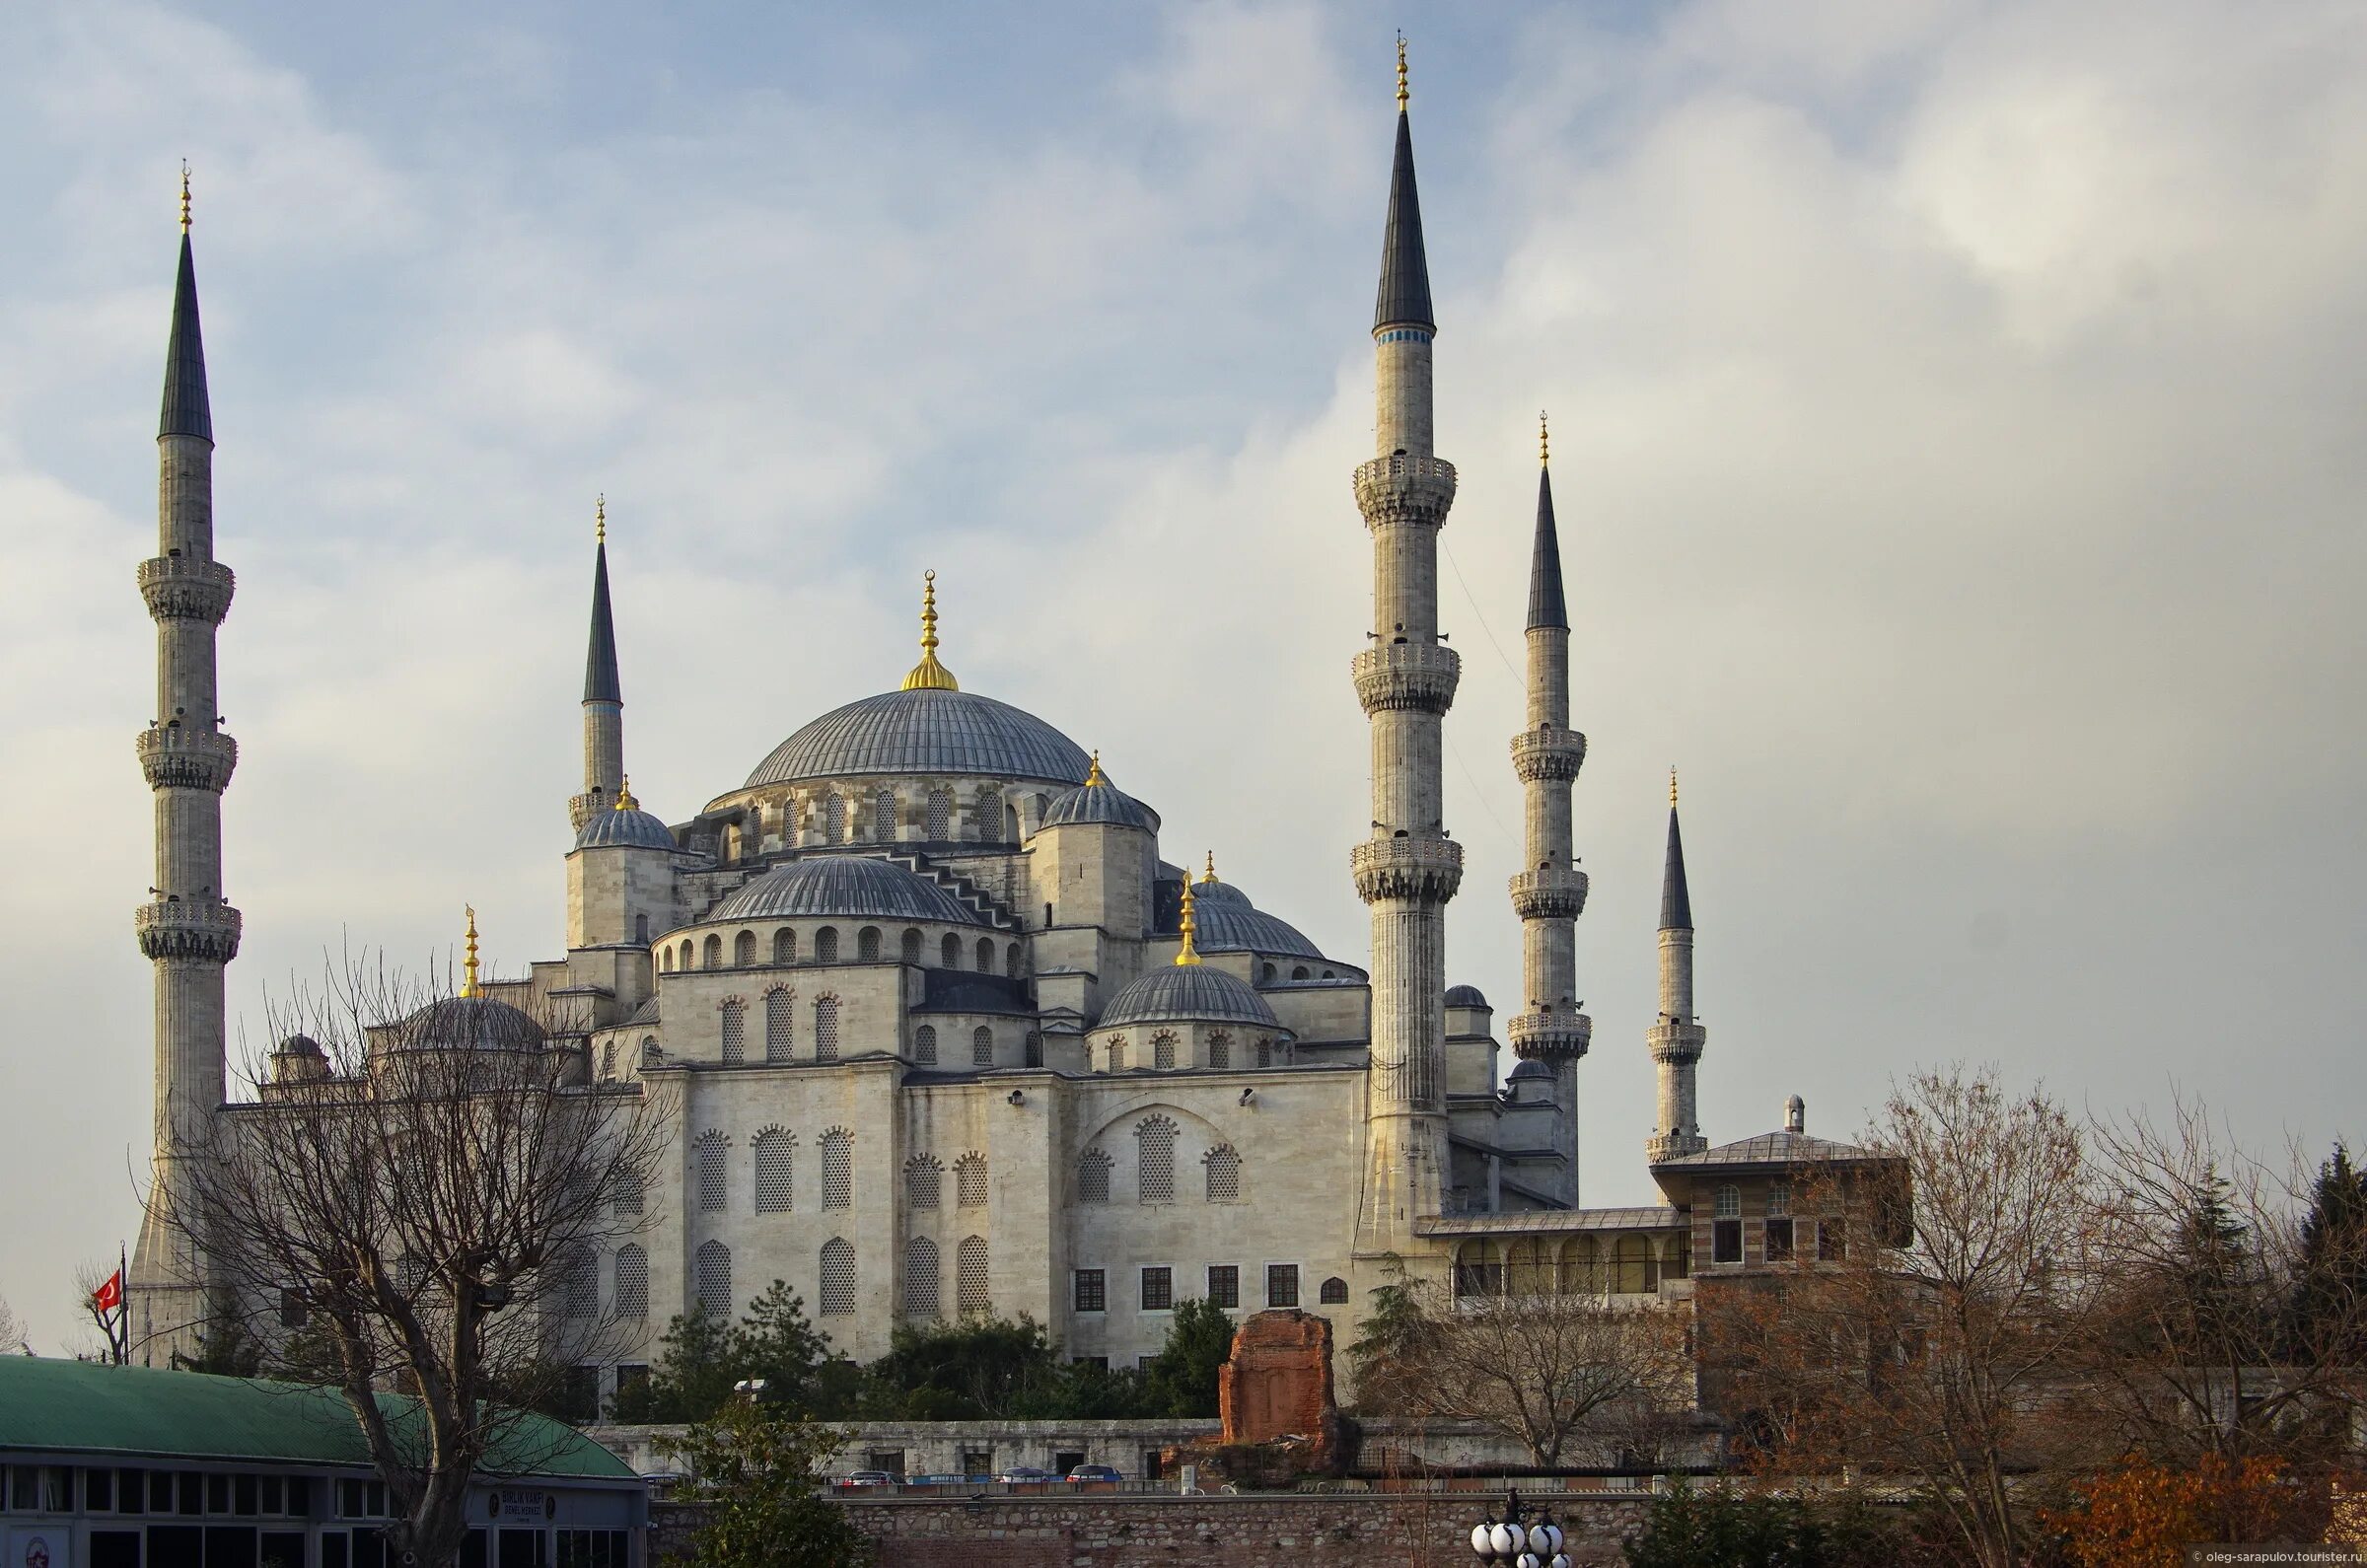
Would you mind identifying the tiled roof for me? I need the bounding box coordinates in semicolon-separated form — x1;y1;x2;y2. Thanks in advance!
1652;1130;1881;1171
1416;1206;1684;1237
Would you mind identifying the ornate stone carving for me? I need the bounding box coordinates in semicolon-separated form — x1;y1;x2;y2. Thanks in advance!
1508;866;1589;920
1352;454;1457;529
1350;643;1460;715
1351;836;1464;903
1510;725;1587;782
136;727;237;792
135;899;243;963
137;556;235;623
1646;1022;1708;1063
1508;1009;1593;1060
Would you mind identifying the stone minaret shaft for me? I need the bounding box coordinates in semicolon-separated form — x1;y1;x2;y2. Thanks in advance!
1352;60;1464;1249
570;501;623;832
130;199;242;1365
1646;785;1708;1162
1507;424;1591;1203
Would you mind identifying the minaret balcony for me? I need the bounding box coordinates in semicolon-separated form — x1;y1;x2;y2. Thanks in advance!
1508;1008;1592;1060
1352;454;1457;529
138;556;235;623
1508;866;1589;920
136;727;237;792
1510;726;1587;783
1351;836;1464;903
1647;1021;1707;1063
135;899;243;963
1352;643;1461;715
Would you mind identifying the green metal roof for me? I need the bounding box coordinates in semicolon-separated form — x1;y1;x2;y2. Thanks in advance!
0;1360;632;1480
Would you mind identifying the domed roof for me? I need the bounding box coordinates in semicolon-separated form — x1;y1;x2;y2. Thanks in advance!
402;995;547;1051
708;855;984;926
574;806;676;851
1101;965;1286;1033
1445;984;1490;1008
1508;1056;1555;1081
1190;898;1324;960
745;688;1092;788
274;1033;323;1056
1192;878;1249;906
1039;779;1158;831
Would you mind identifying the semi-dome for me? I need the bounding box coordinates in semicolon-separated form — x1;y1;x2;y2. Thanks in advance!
574;806;676;851
1039;778;1158;831
745;688;1092;788
401;995;547;1051
708;855;984;927
1445;984;1490;1008
1101;965;1286;1032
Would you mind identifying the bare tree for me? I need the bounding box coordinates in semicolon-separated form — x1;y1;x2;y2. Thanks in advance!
165;952;670;1568
0;1295;27;1355
73;1259;129;1364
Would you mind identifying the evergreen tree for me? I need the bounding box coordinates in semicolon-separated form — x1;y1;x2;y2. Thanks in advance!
2289;1142;2367;1359
861;1314;1067;1419
1142;1298;1233;1418
611;1304;736;1422
613;1284;834;1422
665;1399;871;1568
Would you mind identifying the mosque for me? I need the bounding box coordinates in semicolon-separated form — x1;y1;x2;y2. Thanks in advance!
127;53;1881;1400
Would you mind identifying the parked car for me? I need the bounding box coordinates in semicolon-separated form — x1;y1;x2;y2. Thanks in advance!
834;1470;897;1489
994;1466;1056;1484
906;1474;973;1487
1064;1464;1123;1484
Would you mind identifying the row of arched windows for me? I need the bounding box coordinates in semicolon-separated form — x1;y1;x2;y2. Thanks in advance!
693;1126;854;1214
1099;1031;1282;1073
690;1236;860;1319
902;1234;991;1318
1450;1234;1689;1300
550;1243;647;1320
903;1152;991;1210
714;991;839;1065
660;925;1022;980
1076;1116;1243;1205
760;783;1040;850
910;1024;1043;1069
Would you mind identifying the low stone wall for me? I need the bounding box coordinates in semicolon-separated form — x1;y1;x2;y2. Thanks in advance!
590;1417;1221;1477
653;1491;1655;1568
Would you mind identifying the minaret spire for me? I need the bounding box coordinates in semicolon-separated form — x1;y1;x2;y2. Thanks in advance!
131;172;242;1364
1508;411;1592;1204
1647;775;1708;1163
1353;38;1463;1251
570;497;625;831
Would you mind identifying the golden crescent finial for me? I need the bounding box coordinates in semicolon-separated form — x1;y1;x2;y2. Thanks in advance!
1396;34;1409;111
900;569;959;691
462;904;480;998
179;161;191;234
1202;851;1218;885
1175;872;1201;966
596;494;606;544
614;774;637;812
1670;766;1679;807
1540;410;1550;465
1086;749;1107;787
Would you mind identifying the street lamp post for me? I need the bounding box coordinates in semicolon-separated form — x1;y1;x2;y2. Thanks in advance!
1468;1488;1570;1568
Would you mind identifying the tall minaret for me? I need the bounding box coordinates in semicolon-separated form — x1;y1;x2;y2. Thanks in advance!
1507;414;1591;1204
1352;41;1464;1249
569;497;623;832
1646;773;1708;1162
130;169;242;1364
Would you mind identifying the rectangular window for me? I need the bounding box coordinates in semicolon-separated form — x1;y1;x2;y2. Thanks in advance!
258;1477;282;1517
614;1364;651;1410
1140;1266;1173;1312
1712;1219;1743;1264
1073;1268;1106;1313
959;1449;992;1478
207;1474;231;1515
261;1533;305;1568
118;1469;146;1517
322;1532;350;1568
86;1467;115;1512
1765;1218;1794;1262
1819;1219;1847;1261
91;1532;141;1568
1205;1264;1239;1309
1265;1263;1300;1308
235;1474;258;1516
178;1473;204;1517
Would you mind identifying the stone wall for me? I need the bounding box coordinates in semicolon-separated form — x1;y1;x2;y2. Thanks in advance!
651;1490;1657;1568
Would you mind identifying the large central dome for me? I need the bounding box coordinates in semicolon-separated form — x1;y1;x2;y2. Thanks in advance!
745;687;1094;789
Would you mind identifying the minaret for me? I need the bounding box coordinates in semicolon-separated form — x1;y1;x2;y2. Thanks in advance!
1646;772;1708;1162
569;498;623;832
130;168;242;1364
1507;414;1592;1204
1352;41;1464;1248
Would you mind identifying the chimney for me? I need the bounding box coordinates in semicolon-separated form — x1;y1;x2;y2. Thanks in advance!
1785;1094;1805;1134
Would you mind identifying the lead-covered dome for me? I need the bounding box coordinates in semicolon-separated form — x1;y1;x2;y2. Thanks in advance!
1039;778;1158;831
745;688;1092;788
1101;965;1286;1032
574;806;676;851
709;855;984;926
1445;984;1490;1008
400;995;548;1051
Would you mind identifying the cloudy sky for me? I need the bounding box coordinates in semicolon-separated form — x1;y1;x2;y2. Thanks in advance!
2;0;2362;1351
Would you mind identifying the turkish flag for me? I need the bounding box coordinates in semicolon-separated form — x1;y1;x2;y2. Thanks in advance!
91;1270;122;1313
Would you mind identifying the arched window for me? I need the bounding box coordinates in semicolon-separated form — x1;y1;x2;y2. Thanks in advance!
940;933;961;967
696;1239;731;1319
815;927;839;964
1024;1031;1042;1068
1715;1184;1741;1218
1507;1240;1553;1296
1259;962;1274;983
905;1155;943;1210
734;931;755;966
764;988;793;1062
955;1153;987;1207
637;1035;658;1070
1291;965;1309;981
1665;1229;1691;1280
1766;1180;1791;1216
971;785;998;842
926;788;953;841
873;788;896;841
754;1129;794;1213
858;926;881;962
1107;1035;1127;1072
1207;1032;1230;1070
1612;1235;1659;1295
702;934;722;969
1078;1148;1112;1204
1005;944;1021;979
1135;1114;1178;1205
822;792;844;844
661;948;673;972
901;928;922;964
904;1236;940;1319
556;1246;596;1319
913;1024;938;1065
814;995;840;1060
819;1238;855;1316
957;1236;990;1315
610;1170;644;1219
773;927;796;964
695;1132;728;1213
718;998;746;1065
821;1128;852;1209
1454;1241;1503;1300
1319;1276;1349;1305
975;937;994;971
636;913;650;945
1255;1037;1272;1069
680;940;693;970
1152;1032;1178;1070
1202;1144;1241;1203
971;1026;993;1067
613;1245;648;1319
1561;1237;1604;1295
601;1040;616;1079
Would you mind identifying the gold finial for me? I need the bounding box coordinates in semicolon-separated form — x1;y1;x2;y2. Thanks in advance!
596;494;606;544
1175;873;1201;966
614;775;638;812
462;905;481;998
1086;749;1107;787
179;161;191;234
1670;766;1679;807
1540;410;1550;465
900;569;960;691
1201;851;1218;886
1396;34;1409;111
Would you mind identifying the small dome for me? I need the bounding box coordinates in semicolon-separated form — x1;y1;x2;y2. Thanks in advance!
1191;898;1324;960
402;995;547;1051
1038;780;1158;832
1508;1057;1555;1081
745;688;1091;788
1101;965;1287;1033
1192;879;1249;906
574;807;676;851
275;1033;324;1057
1445;984;1490;1009
709;855;985;926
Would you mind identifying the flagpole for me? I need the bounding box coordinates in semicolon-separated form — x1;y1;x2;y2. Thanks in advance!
114;1242;129;1365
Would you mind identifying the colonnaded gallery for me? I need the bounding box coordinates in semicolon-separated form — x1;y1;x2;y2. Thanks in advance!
126;60;1881;1402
